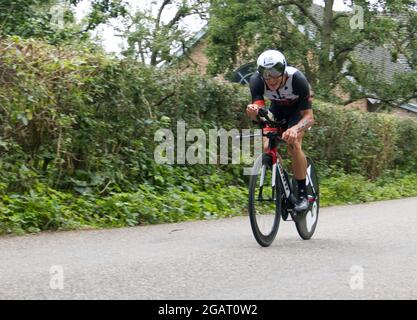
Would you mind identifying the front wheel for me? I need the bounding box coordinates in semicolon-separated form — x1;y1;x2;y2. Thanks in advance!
294;157;320;240
248;154;282;247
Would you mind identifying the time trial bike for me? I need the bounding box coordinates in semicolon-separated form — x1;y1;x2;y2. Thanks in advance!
248;108;319;247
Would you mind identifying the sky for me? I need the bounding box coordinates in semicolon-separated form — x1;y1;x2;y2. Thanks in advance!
74;0;353;54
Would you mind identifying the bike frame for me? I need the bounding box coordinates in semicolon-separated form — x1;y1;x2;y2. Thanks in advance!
260;128;294;204
248;111;320;244
260;127;317;206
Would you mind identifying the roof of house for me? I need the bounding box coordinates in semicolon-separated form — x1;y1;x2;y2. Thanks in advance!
400;102;417;113
305;4;412;81
353;44;412;81
170;24;208;60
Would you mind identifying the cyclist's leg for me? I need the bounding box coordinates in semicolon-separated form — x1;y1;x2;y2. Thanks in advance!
262;136;269;152
286;113;307;180
287;129;307;180
286;114;309;211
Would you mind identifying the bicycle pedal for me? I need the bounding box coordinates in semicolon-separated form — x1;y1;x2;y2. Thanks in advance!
288;210;300;222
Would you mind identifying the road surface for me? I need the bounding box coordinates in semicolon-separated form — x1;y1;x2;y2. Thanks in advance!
1;197;417;299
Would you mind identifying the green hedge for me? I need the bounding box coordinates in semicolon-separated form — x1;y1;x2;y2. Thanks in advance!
0;182;248;235
0;36;249;195
1;36;417;235
306;101;417;179
2;171;417;235
320;170;417;206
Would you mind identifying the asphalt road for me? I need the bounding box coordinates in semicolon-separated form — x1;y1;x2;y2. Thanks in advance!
1;197;417;300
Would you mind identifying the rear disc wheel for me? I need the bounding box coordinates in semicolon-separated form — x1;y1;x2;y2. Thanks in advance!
294;157;319;240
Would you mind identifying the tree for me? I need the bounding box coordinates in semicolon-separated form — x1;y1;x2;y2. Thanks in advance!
207;0;417;106
340;0;417;107
72;0;127;35
0;0;62;39
0;0;127;44
119;0;208;66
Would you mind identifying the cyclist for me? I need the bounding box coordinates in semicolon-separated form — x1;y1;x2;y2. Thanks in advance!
246;49;315;212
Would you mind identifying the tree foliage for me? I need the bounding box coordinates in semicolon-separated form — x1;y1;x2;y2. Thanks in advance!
119;0;208;65
0;0;68;40
0;0;127;44
207;0;417;106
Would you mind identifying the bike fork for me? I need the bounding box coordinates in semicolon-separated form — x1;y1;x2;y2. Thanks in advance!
258;159;297;205
258;163;277;201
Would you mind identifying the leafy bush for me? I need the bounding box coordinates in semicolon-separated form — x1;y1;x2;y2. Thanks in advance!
1;36;417;235
320;170;417;206
2;170;417;235
0;36;249;195
0;182;248;235
305;101;415;179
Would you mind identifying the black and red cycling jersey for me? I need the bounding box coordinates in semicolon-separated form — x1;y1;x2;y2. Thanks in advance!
249;66;312;127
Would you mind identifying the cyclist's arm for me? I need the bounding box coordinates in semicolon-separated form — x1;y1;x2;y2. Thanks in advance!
295;109;314;133
293;71;313;110
292;71;314;132
247;74;266;121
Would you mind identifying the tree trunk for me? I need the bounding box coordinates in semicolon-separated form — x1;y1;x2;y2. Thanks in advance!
318;0;335;92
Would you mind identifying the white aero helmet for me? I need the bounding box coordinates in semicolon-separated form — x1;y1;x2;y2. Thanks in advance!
257;50;287;79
